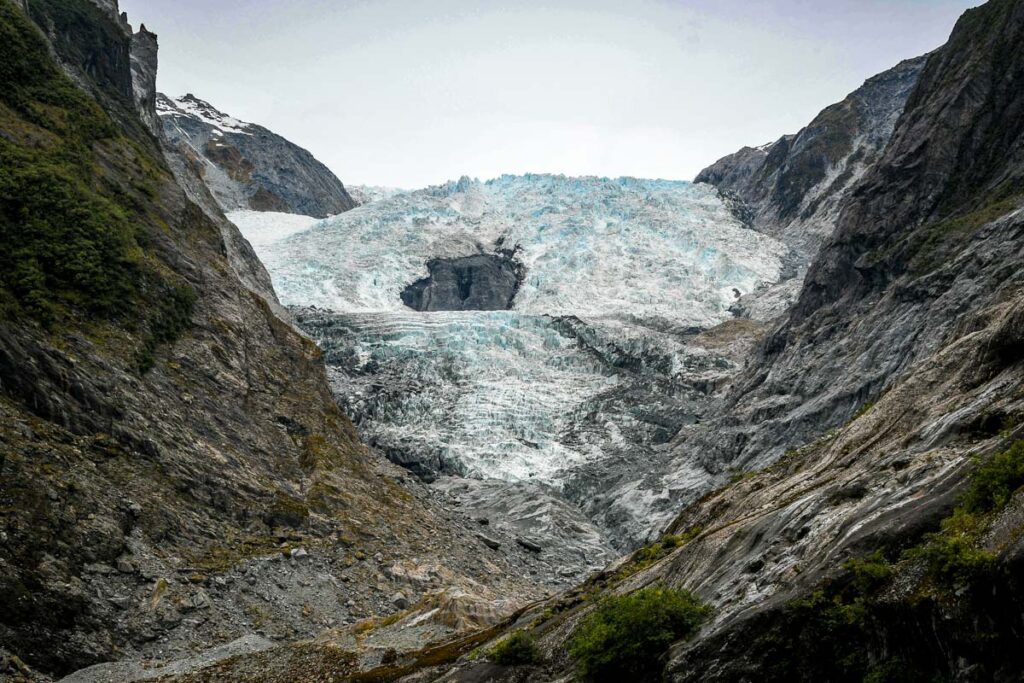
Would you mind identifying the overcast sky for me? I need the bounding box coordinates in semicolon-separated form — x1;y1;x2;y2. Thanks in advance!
120;0;980;189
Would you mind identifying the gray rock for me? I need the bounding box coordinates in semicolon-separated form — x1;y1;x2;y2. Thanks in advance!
390;592;409;610
157;94;356;218
130;25;159;135
695;55;927;262
475;533;501;550
516;538;542;553
401;254;524;312
190;591;211;611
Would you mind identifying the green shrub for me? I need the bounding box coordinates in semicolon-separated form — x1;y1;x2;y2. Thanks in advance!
569;586;710;682
842;551;893;595
136;283;196;372
904;508;995;584
901;441;1023;585
961;441;1024;513
489;630;541;666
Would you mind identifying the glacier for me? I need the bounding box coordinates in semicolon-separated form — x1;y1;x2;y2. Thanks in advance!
231;174;790;552
256;174;787;325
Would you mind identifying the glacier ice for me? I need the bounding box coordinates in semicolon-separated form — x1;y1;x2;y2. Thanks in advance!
256;174;788;326
233;174;789;546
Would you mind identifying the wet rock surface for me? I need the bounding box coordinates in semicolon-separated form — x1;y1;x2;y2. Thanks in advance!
400;253;523;312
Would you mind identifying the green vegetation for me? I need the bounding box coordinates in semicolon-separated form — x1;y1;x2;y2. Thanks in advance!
136;283;197;371
0;0;134;323
853;401;876;420
751;441;1024;680
264;492;310;529
727;465;757;483
569;586;710;682
912;190;1022;274
0;0;194;369
613;529;702;582
904;440;1024;585
960;440;1024;513
489;630;541;666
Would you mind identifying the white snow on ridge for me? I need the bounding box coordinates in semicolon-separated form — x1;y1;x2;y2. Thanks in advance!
157;94;253;135
257;174;788;328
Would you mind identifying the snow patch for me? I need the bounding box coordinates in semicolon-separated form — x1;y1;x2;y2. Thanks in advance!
157;94;253;136
227;211;324;250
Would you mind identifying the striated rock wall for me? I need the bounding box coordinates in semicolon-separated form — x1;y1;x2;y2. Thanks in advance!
129;24;158;135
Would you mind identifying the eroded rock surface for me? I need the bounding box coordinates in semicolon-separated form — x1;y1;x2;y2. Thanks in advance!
401;254;523;312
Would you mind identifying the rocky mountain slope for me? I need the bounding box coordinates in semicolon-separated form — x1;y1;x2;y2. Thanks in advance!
151;0;1020;679
4;0;1023;681
157;93;355;218
0;2;544;680
696;54;927;262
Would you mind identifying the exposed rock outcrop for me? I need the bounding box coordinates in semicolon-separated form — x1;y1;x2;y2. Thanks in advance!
129;24;158;135
400;253;524;312
158;94;356;218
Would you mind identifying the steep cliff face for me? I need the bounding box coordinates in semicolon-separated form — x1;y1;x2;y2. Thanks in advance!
696;55;927;261
128;24;157;135
158;94;356;218
0;2;542;678
699;0;1024;476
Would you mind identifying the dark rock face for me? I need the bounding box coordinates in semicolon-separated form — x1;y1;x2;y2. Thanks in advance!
682;0;1024;488
400;254;524;311
158;94;356;218
696;55;927;260
27;0;134;102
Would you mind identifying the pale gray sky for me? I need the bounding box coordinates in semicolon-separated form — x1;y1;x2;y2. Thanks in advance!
120;0;980;188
